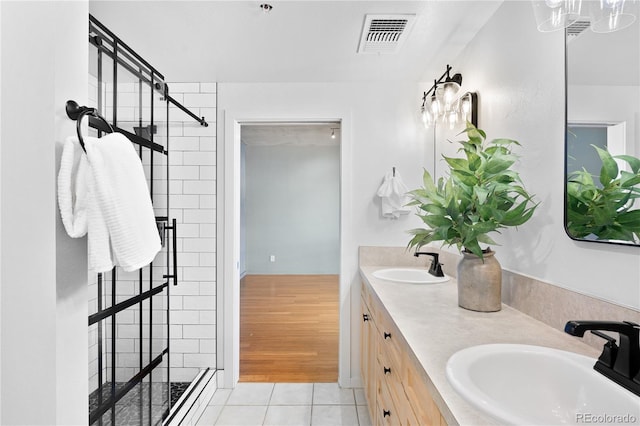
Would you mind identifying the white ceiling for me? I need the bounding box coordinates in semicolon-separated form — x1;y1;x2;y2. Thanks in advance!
88;0;503;84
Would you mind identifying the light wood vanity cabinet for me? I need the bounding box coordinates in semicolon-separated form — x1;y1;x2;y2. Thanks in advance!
361;282;448;426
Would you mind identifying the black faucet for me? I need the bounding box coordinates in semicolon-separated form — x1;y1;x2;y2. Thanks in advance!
564;320;640;396
413;251;445;277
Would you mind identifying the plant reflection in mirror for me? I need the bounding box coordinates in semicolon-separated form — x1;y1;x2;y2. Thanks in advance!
566;145;640;243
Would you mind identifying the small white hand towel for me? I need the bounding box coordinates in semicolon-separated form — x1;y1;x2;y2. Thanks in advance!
58;137;114;272
376;170;411;219
84;133;161;272
58;137;89;237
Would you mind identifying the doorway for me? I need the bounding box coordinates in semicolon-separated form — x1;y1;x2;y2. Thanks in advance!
238;123;341;382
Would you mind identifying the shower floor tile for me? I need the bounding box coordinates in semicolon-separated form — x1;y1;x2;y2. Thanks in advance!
89;381;191;426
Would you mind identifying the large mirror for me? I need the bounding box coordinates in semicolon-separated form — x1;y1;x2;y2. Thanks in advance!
565;1;640;246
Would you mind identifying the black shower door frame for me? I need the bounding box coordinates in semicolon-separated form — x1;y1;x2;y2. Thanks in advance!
87;14;177;425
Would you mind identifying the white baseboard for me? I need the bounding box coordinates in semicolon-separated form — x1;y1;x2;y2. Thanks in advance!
339;375;363;389
215;369;228;388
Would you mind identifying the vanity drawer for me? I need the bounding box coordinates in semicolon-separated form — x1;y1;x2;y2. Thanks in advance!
376;306;404;370
376;374;400;426
376;340;404;411
376;369;421;426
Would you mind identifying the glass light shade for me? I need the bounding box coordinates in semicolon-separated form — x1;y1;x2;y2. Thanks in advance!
459;93;473;122
421;106;435;128
565;0;584;14
446;108;460;130
425;92;443;119
442;81;461;110
588;0;637;32
531;0;583;31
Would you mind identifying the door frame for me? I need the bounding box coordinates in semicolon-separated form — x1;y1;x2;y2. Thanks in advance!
218;109;354;388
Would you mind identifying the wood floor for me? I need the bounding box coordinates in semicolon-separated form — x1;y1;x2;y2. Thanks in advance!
239;274;339;383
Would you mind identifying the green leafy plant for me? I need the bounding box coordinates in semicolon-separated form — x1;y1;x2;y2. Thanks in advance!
407;123;538;259
566;146;640;243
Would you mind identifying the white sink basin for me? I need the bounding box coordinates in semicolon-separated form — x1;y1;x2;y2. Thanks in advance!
372;268;449;284
446;344;640;425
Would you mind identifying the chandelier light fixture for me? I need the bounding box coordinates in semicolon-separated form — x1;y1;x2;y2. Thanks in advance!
531;0;637;32
588;0;638;32
420;65;477;130
531;0;583;31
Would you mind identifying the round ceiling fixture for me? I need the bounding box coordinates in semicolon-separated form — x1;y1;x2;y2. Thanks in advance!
260;4;273;13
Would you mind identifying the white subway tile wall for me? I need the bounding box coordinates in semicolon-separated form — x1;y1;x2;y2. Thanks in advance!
166;82;217;382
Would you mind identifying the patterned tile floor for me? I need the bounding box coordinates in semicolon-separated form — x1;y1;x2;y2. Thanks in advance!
195;383;371;426
89;382;190;426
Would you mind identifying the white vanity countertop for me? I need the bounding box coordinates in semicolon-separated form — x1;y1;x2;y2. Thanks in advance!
359;265;601;426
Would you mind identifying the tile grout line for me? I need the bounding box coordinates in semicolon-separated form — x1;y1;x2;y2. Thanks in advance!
311;383;315;407
209;388;228;426
309;384;316;426
261;383;276;425
211;403;223;426
352;388;361;426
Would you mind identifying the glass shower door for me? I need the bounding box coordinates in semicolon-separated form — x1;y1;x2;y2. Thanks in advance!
87;16;173;425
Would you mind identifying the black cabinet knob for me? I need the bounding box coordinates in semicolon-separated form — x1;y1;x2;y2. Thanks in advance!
384;332;391;339
363;314;369;322
383;410;391;418
383;367;391;375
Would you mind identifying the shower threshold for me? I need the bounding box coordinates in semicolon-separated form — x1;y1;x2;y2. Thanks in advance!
164;369;217;426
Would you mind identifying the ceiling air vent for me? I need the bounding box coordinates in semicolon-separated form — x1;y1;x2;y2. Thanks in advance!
357;14;416;54
567;19;591;42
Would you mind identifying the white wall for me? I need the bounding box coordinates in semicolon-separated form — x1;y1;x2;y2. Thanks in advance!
54;4;90;424
1;2;88;424
446;1;640;309
244;143;340;274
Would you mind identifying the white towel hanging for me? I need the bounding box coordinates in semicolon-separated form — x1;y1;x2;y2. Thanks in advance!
58;133;161;272
58;137;114;272
84;132;161;272
58;137;88;237
376;168;411;219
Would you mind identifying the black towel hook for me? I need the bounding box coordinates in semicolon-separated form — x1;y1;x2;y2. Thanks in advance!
65;100;114;153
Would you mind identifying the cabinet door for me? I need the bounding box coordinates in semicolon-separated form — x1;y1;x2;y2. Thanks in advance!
403;352;447;425
361;295;377;424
